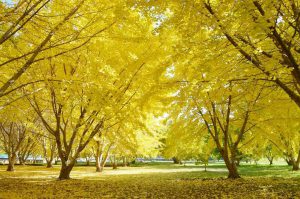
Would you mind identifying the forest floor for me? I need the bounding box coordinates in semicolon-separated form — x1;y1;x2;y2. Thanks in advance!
0;163;299;198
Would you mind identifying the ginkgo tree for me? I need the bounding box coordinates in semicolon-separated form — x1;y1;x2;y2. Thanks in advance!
155;0;300;109
1;0;300;183
0;0;116;108
91;131;114;172
170;80;268;178
263;102;300;170
136;0;300;175
0;104;34;171
201;0;300;108
1;0;169;180
35;124;57;168
164;119;215;170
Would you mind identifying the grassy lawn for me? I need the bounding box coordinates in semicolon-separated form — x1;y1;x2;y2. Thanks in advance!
0;163;299;198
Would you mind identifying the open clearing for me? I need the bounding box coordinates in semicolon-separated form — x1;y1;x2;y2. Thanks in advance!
0;163;299;198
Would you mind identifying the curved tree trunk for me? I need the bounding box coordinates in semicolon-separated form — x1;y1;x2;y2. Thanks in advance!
58;161;75;180
285;158;293;166
59;166;72;180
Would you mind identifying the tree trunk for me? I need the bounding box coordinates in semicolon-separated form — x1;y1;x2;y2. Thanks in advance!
58;163;74;180
7;154;16;171
86;158;90;166
95;144;103;172
292;151;300;171
46;160;53;168
112;156;117;169
95;156;103;172
33;157;37;164
98;152;109;172
222;150;241;179
172;157;181;164
285;157;293;166
7;162;15;171
19;157;25;165
292;163;299;171
122;157;127;167
96;165;103;172
227;163;240;179
268;157;273;165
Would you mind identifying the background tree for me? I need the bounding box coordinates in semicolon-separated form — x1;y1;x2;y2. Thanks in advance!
17;136;36;165
264;144;280;165
264;106;300;170
0;120;27;171
92;132;113;172
37;130;57;168
0;103;34;171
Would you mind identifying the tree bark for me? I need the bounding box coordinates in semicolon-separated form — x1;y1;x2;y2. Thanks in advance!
222;150;241;179
46;160;53;168
96;163;103;172
7;154;16;171
58;162;75;180
95;142;103;172
292;163;299;171
227;163;240;178
95;144;111;172
292;151;300;171
7;161;15;171
95;155;101;172
101;149;110;169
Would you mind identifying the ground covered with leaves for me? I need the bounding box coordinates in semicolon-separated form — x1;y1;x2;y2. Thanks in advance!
0;163;299;198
